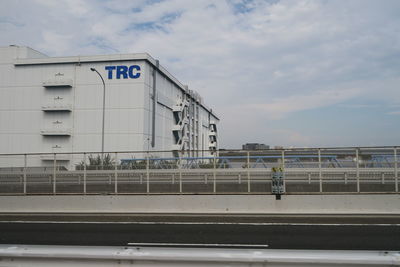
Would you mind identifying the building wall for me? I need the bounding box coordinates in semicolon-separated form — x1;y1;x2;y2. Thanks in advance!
0;46;219;168
143;61;219;156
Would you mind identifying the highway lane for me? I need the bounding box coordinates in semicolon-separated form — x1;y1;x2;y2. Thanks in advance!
0;221;399;250
0;213;400;224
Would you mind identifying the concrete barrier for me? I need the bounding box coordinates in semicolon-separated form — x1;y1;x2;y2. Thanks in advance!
0;194;399;214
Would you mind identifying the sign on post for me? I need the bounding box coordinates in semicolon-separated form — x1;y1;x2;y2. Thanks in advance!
271;166;285;199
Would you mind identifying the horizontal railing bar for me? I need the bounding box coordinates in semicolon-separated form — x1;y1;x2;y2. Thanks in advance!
0;167;398;176
0;191;398;196
121;155;342;162
0;146;400;156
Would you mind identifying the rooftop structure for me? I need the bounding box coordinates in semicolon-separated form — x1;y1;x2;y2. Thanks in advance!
242;143;269;150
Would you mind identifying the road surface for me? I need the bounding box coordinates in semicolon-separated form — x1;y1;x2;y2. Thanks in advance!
0;214;399;250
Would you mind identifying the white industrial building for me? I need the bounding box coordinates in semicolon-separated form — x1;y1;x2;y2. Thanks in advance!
0;45;219;167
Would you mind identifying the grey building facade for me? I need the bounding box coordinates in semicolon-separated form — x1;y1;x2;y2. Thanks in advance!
0;45;219;168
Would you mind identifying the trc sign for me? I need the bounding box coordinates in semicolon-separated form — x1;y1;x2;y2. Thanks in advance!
105;65;141;79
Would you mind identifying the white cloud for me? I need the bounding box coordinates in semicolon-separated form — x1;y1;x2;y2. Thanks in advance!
39;31;74;55
387;111;400;115
244;87;362;120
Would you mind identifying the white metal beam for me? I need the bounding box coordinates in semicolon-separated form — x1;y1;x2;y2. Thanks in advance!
0;245;398;266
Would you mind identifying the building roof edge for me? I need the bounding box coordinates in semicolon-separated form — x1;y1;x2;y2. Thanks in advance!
14;52;219;120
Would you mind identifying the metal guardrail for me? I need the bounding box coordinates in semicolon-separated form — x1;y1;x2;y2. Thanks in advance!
1;245;399;266
0;146;399;195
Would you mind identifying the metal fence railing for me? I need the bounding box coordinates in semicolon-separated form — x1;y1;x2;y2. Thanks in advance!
0;146;399;195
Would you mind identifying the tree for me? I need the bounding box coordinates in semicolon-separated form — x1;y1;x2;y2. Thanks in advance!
76;154;115;170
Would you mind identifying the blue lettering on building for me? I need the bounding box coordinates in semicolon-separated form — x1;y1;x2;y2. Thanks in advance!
105;66;116;79
105;65;141;79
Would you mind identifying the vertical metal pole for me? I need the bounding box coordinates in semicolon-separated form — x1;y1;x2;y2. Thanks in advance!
382;173;385;185
247;151;250;193
356;148;360;193
114;152;118;194
53;153;56;195
146;152;150;194
101;82;106;161
83;153;87;195
213;153;217;193
394;147;398;192
281;150;286;192
318;149;322;193
90;69;106;169
308;173;311;185
179;154;182;193
23;154;27;194
238;174;241;184
344;172;348;185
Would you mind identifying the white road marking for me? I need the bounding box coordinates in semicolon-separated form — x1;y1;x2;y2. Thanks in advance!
0;221;399;226
126;242;269;247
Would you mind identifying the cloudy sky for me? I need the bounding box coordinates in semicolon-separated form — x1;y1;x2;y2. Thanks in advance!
1;0;399;148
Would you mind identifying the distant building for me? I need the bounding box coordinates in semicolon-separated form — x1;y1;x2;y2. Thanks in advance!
242;143;269;150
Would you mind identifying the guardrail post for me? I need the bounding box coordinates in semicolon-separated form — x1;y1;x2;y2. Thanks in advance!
114;152;118;194
213;153;217;193
281;150;286;191
83;153;87;195
179;153;182;193
53;153;56;195
356;148;360;193
146;152;150;194
394;147;398;192
247;151;250;193
23;154;27;194
318;148;322;193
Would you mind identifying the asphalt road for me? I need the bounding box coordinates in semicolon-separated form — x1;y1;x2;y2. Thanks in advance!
1;213;400;224
0;221;399;250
